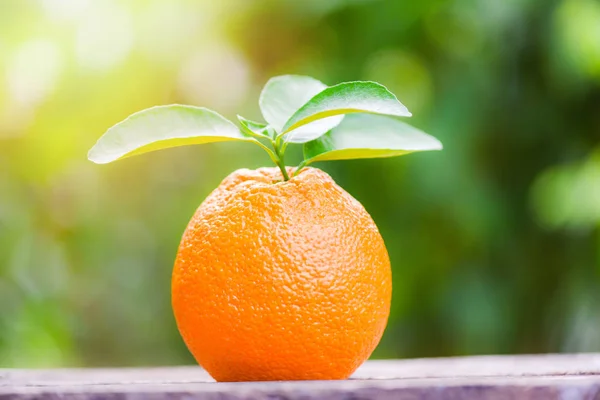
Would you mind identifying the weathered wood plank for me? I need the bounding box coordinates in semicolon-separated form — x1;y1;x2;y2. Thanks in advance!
2;353;600;399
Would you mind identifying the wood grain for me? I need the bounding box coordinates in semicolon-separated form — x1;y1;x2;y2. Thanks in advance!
2;353;600;399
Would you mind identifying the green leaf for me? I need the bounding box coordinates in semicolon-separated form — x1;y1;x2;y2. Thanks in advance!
281;81;412;141
302;114;442;164
237;115;270;139
259;75;344;142
88;105;252;164
259;75;327;131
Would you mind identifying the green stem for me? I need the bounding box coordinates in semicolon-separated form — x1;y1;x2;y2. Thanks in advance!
243;126;293;181
239;123;289;179
293;160;309;176
253;140;280;167
273;142;290;181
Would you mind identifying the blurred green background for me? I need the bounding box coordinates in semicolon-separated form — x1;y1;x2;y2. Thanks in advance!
1;0;600;368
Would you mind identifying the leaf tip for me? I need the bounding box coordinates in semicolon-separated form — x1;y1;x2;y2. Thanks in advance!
87;141;115;164
431;137;443;151
87;147;107;164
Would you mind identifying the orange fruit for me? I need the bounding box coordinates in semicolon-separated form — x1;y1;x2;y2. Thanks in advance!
171;166;391;382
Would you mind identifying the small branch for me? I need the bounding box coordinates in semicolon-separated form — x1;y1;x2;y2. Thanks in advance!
252;140;280;168
273;145;290;181
293;160;310;177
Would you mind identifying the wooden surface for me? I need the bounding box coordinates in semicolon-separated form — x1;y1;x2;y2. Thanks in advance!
2;353;600;399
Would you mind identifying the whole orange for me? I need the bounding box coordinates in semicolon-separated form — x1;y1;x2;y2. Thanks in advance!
171;167;392;382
